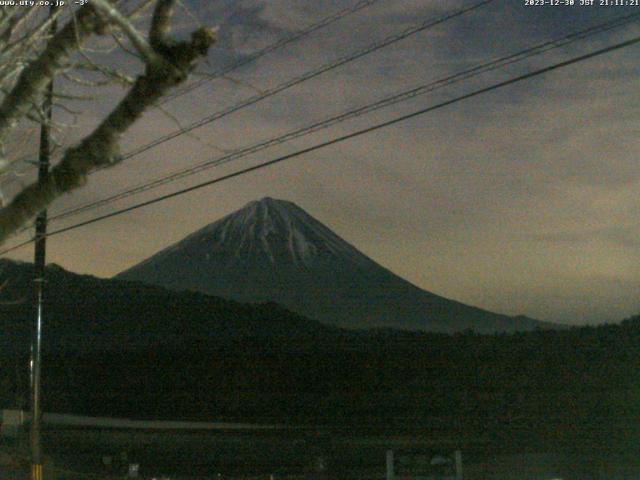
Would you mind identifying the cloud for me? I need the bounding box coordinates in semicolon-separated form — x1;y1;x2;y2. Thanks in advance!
6;0;640;326
520;224;640;249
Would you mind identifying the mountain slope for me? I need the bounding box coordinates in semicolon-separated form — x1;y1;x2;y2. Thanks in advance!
117;197;551;333
0;258;338;356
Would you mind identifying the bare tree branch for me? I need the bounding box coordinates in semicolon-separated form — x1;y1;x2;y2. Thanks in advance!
91;0;161;66
0;5;104;155
0;1;216;242
150;0;175;50
154;103;229;154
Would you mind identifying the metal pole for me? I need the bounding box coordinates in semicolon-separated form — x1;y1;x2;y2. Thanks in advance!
454;450;463;480
30;6;56;480
386;449;394;480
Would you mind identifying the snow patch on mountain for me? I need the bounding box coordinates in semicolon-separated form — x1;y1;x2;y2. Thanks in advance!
153;197;371;269
116;197;553;333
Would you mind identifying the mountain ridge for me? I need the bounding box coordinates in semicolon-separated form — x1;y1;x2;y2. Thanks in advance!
0;257;341;355
117;197;555;333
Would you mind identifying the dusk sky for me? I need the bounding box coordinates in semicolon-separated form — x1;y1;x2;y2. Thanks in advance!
3;0;639;326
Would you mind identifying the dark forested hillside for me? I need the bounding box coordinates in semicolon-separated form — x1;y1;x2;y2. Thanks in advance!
1;259;638;453
0;259;337;355
3;321;634;453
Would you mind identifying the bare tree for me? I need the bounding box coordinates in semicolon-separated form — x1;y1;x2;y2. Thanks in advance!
0;0;216;244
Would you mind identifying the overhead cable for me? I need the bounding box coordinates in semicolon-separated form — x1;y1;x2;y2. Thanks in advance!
1;32;637;256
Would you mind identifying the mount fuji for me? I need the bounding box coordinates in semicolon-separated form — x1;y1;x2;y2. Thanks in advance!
116;197;551;333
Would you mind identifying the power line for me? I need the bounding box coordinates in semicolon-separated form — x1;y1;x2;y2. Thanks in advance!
0;0;383;186
160;0;383;105
1;0;495;204
1;32;638;256
48;11;640;223
111;0;496;162
1;236;32;255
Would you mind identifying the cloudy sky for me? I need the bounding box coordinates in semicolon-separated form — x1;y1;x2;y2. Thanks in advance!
3;0;640;325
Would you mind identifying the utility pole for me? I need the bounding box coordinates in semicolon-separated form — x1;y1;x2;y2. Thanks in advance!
31;6;56;480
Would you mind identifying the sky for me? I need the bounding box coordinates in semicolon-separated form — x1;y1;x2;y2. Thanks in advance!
2;0;640;326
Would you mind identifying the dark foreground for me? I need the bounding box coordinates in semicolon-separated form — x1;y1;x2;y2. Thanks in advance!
2;425;640;480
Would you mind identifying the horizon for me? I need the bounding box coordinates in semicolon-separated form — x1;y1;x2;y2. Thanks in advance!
1;195;632;328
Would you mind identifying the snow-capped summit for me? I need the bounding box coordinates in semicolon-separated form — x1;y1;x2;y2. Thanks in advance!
117;198;550;333
183;197;369;268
